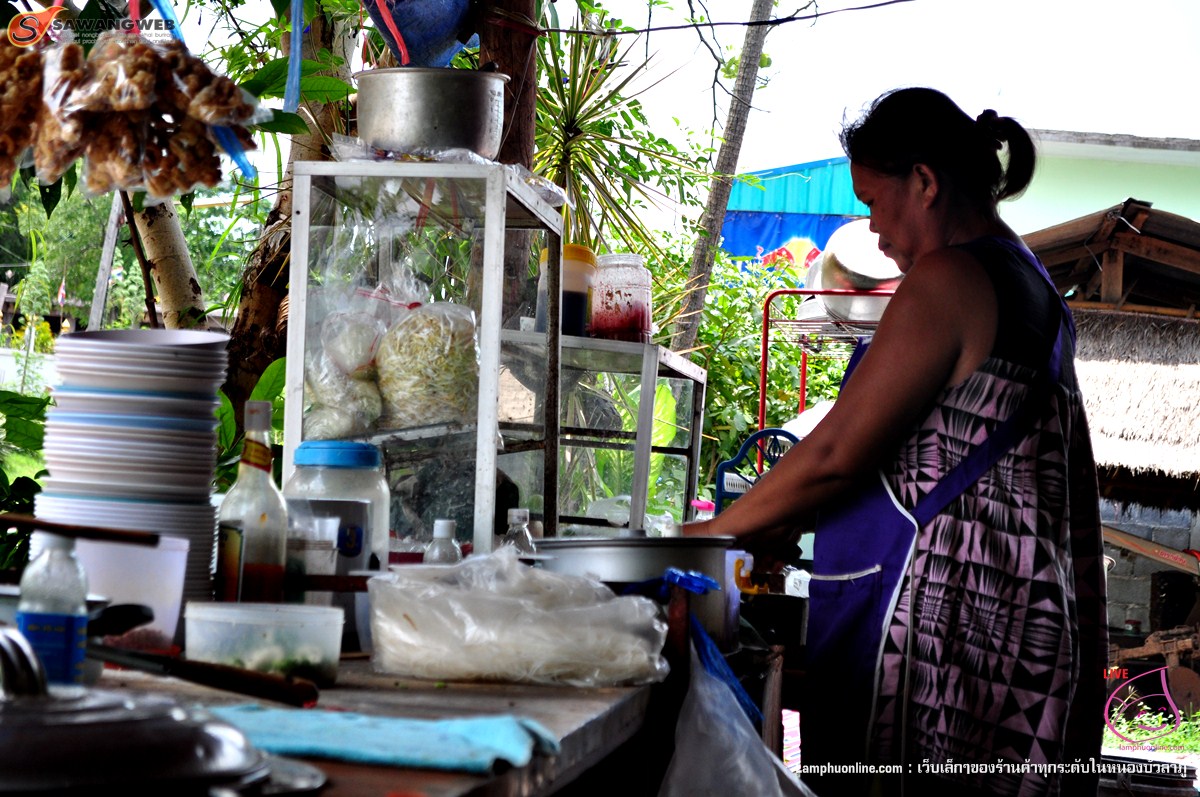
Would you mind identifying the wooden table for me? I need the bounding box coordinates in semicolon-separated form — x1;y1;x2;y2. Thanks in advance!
98;658;654;797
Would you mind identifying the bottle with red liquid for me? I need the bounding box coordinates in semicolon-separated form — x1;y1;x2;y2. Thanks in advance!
591;253;652;343
216;401;288;602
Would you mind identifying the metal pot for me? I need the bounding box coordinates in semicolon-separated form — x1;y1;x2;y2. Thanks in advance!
536;536;741;651
0;628;272;795
355;68;510;159
815;218;903;324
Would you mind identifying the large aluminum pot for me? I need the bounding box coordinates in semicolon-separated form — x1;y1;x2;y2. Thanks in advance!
355;68;510;159
536;536;742;651
815;218;904;324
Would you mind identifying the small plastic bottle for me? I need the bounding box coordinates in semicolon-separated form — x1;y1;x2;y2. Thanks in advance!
424;519;462;564
502;508;536;555
16;532;89;693
690;498;716;522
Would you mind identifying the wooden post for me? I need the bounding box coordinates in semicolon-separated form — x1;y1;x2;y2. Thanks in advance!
1100;248;1125;304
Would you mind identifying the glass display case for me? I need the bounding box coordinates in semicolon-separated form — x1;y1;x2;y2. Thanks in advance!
554;337;706;535
284;161;563;554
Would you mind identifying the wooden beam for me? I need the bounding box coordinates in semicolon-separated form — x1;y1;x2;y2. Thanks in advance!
1100;248;1125;303
1112;230;1200;276
1067;299;1200;319
1034;243;1109;268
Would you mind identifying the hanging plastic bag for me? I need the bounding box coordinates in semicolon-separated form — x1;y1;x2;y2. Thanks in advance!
0;38;44;191
658;643;817;797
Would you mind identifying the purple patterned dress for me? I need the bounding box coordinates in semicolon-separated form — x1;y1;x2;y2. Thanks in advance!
869;239;1109;795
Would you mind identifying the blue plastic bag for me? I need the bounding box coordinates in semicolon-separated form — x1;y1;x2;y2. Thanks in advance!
361;0;480;67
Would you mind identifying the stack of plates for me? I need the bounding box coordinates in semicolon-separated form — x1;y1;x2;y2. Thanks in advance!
35;329;229;610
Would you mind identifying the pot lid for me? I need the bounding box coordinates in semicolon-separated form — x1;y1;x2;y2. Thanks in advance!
0;628;269;793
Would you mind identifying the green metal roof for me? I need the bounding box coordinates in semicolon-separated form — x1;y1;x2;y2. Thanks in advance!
728;157;867;217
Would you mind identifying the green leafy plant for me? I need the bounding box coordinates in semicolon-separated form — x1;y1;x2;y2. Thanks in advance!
0;390;51;569
534;11;708;256
215;357;288;492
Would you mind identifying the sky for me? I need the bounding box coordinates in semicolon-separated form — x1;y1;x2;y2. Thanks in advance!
591;0;1200;173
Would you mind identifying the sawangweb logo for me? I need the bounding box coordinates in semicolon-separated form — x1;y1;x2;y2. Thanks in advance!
6;11;176;47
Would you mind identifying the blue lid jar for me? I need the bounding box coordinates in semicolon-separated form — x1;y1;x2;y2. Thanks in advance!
293;440;382;469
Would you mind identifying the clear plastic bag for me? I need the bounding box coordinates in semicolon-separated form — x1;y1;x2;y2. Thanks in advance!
376;302;479;428
368;548;670;687
303;349;383;438
33;42;88;185
658;644;817;797
0;38;44;188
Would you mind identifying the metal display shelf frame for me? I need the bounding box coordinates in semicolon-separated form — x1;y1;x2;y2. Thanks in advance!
757;287;894;431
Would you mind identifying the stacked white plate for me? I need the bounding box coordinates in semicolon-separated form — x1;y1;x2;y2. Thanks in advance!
35;329;229;614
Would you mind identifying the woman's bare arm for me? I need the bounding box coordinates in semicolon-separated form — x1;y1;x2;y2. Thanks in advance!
685;247;998;542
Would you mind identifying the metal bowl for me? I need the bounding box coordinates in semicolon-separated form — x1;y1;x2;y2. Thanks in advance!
355;68;510;159
816;219;903;324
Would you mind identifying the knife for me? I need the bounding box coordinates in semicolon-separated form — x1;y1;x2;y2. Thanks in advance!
87;643;320;708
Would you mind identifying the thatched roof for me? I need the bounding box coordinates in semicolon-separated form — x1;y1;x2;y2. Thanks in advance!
1025;199;1200;509
1074;310;1200;479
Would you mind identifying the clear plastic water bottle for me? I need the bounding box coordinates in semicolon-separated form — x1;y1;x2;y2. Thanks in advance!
423;519;462;564
16;532;88;694
502;508;536;555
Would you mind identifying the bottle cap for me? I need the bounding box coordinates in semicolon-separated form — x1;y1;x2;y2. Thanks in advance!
507;508;529;524
433;519;456;539
690;499;716;512
244;400;273;433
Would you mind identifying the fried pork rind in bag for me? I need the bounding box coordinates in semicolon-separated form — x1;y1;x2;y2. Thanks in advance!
142;110;223;199
0;39;43;190
82;112;149;195
156;38;269;127
70;32;159;113
368;548;670;687
33;43;88;185
376;302;479;429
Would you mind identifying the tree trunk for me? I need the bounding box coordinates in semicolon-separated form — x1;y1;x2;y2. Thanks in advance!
670;0;774;356
131;202;207;330
480;0;540;323
222;11;351;417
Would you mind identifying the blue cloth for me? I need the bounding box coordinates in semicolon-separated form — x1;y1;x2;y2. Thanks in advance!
210;704;560;774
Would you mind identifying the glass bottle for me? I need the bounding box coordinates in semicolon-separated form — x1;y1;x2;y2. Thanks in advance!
502;508;536;555
16;532;88;693
423;519;462;564
216;400;288;602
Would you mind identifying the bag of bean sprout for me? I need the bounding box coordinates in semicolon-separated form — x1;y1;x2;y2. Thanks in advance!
376;302;479;429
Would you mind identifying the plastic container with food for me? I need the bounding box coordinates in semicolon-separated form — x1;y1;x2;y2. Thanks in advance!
184;603;344;686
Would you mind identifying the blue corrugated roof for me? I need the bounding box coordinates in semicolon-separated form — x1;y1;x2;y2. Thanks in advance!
728;157;867;216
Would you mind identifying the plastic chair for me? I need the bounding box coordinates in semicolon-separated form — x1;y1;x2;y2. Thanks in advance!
714;428;799;514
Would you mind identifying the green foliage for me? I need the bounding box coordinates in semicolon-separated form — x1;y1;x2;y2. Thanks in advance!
533;10;709;255
0;392;50;568
214;357;287;492
1104;702;1200;753
653;239;845;489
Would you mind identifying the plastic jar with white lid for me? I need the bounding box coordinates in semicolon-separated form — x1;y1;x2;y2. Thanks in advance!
283;441;390;573
592;253;652;342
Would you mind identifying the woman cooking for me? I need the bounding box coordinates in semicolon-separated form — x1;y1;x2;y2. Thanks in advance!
685;87;1107;796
